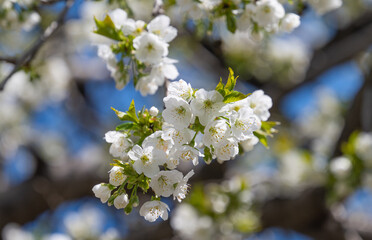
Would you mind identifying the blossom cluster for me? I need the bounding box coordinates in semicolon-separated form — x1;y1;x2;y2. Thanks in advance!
0;0;40;31
95;8;179;96
172;175;259;239
92;70;276;222
170;0;343;39
328;131;372;199
236;0;301;36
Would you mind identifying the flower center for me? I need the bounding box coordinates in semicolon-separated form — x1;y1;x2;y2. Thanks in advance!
141;155;150;164
204;100;213;109
233;106;241;112
176;106;186;115
263;6;271;14
146;43;154;52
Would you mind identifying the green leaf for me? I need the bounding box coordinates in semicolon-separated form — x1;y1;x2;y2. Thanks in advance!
254;131;268;148
116;122;135;131
226;12;237;33
225;68;238;91
261;121;279;135
127;100;139;122
94;15;122;41
215;78;225;94
223;91;248;103
111;100;139;123
204;146;213;164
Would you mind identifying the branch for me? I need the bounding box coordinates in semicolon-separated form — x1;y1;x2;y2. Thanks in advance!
0;173;103;230
0;56;17;64
0;0;74;91
277;9;372;100
332;68;372;157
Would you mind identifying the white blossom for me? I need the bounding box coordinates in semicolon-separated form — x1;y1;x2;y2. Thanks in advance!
2;224;34;240
168;79;194;102
150;170;183;197
162;126;193;146
143;131;173;164
104;131;132;160
203;119;231;147
220;97;250;114
133;33;169;64
190;89;224;126
165;150;180;169
97;44;116;65
122;19;146;36
136;75;159;96
147;15;177;43
92;184;111;203
171;204;213;239
330;156;352;179
173;170;195;202
307;0;342;15
240;135;259;152
150;58;179;85
237;4;256;31
22;12;41;31
139;201;170;222
108;8;128;29
245;90;272;121
128;145;160;178
114;193;129;209
163;96;193;129
43;233;72;240
230;109;261;141
253;0;285;30
172;145;202;166
109;166;126;186
214;138;239;163
97;45;130;90
355;132;372;166
176;0;204;20
280;13;300;33
149;106;159;116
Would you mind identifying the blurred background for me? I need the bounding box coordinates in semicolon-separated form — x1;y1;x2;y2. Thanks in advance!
1;0;372;239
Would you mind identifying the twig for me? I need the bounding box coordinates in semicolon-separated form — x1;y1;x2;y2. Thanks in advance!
0;0;74;91
0;56;17;64
276;9;372;102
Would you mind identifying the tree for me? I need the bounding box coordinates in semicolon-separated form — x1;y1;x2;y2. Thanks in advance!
1;0;372;240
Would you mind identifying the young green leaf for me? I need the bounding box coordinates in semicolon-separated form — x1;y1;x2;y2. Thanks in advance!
223;91;248;103
116;122;136;131
225;67;238;91
253;131;268;148
94;15;122;41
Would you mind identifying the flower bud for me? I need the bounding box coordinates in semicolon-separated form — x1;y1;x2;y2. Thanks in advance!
114;194;129;209
92;184;111;203
149;106;159;116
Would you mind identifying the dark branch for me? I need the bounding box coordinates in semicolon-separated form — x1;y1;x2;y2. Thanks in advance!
332;68;372;157
0;56;17;64
0;0;74;91
277;9;372;100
